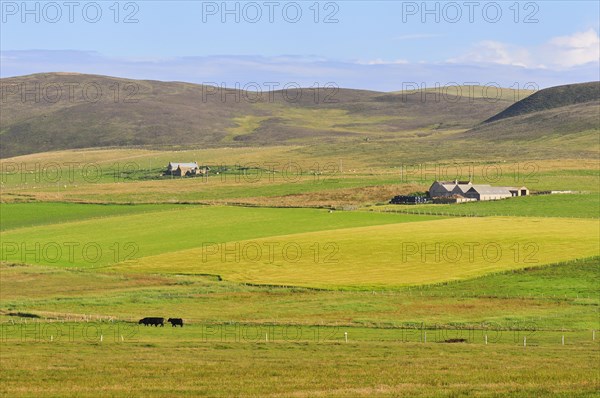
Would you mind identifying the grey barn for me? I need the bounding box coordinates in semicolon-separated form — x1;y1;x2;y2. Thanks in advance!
429;180;528;201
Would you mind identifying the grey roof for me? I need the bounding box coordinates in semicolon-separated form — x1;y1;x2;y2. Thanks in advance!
169;162;198;169
431;180;528;198
467;185;512;195
430;181;526;197
433;181;471;191
452;183;481;193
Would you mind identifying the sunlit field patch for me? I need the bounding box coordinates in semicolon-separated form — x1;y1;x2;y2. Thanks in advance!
113;217;599;289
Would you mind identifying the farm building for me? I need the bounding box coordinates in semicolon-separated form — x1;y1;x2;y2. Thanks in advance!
165;162;209;177
463;185;529;201
429;180;473;197
432;195;476;204
389;195;431;205
463;186;513;201
428;180;528;202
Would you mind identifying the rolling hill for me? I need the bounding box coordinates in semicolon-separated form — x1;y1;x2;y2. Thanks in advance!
484;82;600;123
461;82;600;145
0;73;532;158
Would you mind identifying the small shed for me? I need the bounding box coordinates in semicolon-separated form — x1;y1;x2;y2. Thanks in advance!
508;186;529;196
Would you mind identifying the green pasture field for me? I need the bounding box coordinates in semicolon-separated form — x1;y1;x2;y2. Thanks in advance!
1;152;599;397
0;205;442;269
1;258;599;397
1;258;598;330
1;334;597;397
0;202;187;231
1;203;597;288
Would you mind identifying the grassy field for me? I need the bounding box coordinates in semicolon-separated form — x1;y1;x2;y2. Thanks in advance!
112;216;599;288
0;202;187;231
0;205;441;268
2;258;598;329
1;144;599;396
2;338;597;397
2;203;597;288
1;147;597;209
1;257;599;397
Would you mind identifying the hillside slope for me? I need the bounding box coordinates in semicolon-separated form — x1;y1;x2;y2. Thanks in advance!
461;82;599;147
484;81;600;123
0;73;528;158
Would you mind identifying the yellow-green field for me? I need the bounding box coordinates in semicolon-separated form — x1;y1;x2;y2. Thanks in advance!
113;216;599;288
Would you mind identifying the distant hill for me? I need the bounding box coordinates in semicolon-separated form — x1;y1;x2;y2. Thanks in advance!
484;82;600;123
0;73;530;158
460;82;599;145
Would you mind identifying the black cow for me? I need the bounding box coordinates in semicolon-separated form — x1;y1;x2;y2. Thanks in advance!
138;317;164;327
167;318;184;327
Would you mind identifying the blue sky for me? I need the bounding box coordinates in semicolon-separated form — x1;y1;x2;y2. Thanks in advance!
1;1;599;90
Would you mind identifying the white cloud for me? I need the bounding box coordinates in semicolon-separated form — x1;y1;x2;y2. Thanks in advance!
544;29;600;68
449;40;534;68
449;29;600;70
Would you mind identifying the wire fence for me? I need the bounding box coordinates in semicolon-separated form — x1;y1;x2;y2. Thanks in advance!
369;207;599;219
1;316;597;347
